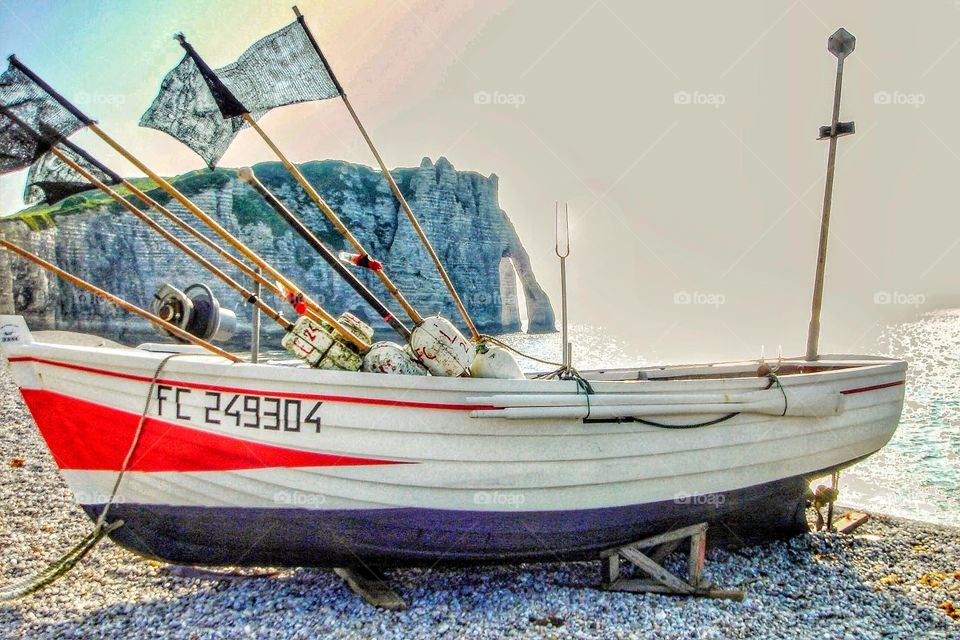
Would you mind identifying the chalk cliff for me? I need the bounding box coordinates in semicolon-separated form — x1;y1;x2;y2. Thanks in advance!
0;157;555;345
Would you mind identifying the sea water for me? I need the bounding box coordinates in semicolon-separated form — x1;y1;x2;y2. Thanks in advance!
497;311;960;527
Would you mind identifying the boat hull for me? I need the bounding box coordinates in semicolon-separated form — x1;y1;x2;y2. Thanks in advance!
83;473;812;567
0;321;907;567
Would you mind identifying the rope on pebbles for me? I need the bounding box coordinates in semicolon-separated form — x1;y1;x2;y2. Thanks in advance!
0;353;183;600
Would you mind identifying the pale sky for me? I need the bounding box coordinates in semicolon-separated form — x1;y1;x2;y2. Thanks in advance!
1;0;957;362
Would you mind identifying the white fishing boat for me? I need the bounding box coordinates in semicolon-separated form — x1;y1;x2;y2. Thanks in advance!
0;12;906;600
0;319;906;567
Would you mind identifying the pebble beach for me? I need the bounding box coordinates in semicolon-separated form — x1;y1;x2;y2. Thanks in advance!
0;364;957;640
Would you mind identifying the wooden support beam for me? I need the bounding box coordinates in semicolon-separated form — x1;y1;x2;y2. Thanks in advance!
602;554;619;585
649;539;683;565
333;567;406;610
599;522;744;601
688;529;707;588
832;510;869;535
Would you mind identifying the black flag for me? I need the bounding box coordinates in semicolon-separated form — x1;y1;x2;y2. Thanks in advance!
25;145;122;206
0;56;90;175
140;22;341;168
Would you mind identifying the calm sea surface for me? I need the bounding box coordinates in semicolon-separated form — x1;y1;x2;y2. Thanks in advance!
496;311;960;527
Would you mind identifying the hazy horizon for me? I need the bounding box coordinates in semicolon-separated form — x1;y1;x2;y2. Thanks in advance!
1;0;957;363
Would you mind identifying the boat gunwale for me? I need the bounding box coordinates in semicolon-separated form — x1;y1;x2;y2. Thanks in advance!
4;338;907;401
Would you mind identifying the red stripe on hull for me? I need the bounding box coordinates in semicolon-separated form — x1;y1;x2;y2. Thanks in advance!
8;356;494;411
840;380;905;395
19;389;408;472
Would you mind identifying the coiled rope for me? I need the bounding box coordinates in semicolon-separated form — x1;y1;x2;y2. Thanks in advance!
0;353;180;600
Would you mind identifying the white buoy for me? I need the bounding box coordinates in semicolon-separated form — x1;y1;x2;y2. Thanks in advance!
363;342;428;376
409;315;475;377
471;342;525;379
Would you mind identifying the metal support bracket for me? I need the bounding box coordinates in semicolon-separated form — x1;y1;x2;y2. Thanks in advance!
599;522;745;601
818;120;856;140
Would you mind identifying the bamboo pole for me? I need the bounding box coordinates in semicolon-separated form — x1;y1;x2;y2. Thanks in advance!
293;6;479;340
0;103;293;328
4;56;365;349
121;179;263;285
115;175;297;311
0;239;240;362
238;167;412;341
49;147;293;332
87;123;367;351
337;96;477;339
240;113;423;326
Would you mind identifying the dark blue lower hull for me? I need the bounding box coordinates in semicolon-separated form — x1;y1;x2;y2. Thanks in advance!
85;474;811;568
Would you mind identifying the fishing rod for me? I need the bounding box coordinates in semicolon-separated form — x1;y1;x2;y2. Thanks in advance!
806;28;856;361
293;6;479;341
172;36;423;329
2;108;294;333
5;55;368;351
0;239;241;361
237;167;412;341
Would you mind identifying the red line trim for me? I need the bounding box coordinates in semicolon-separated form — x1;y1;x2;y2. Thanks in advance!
840;380;905;395
8;356;496;411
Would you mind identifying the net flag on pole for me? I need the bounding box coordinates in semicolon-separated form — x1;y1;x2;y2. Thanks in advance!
0;57;89;175
140;21;341;168
24;146;122;206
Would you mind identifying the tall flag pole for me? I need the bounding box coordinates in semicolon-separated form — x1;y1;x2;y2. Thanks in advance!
6;109;293;330
50;148;293;333
293;6;480;341
805;28;856;361
162;33;424;330
4;107;293;331
2;56;369;351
